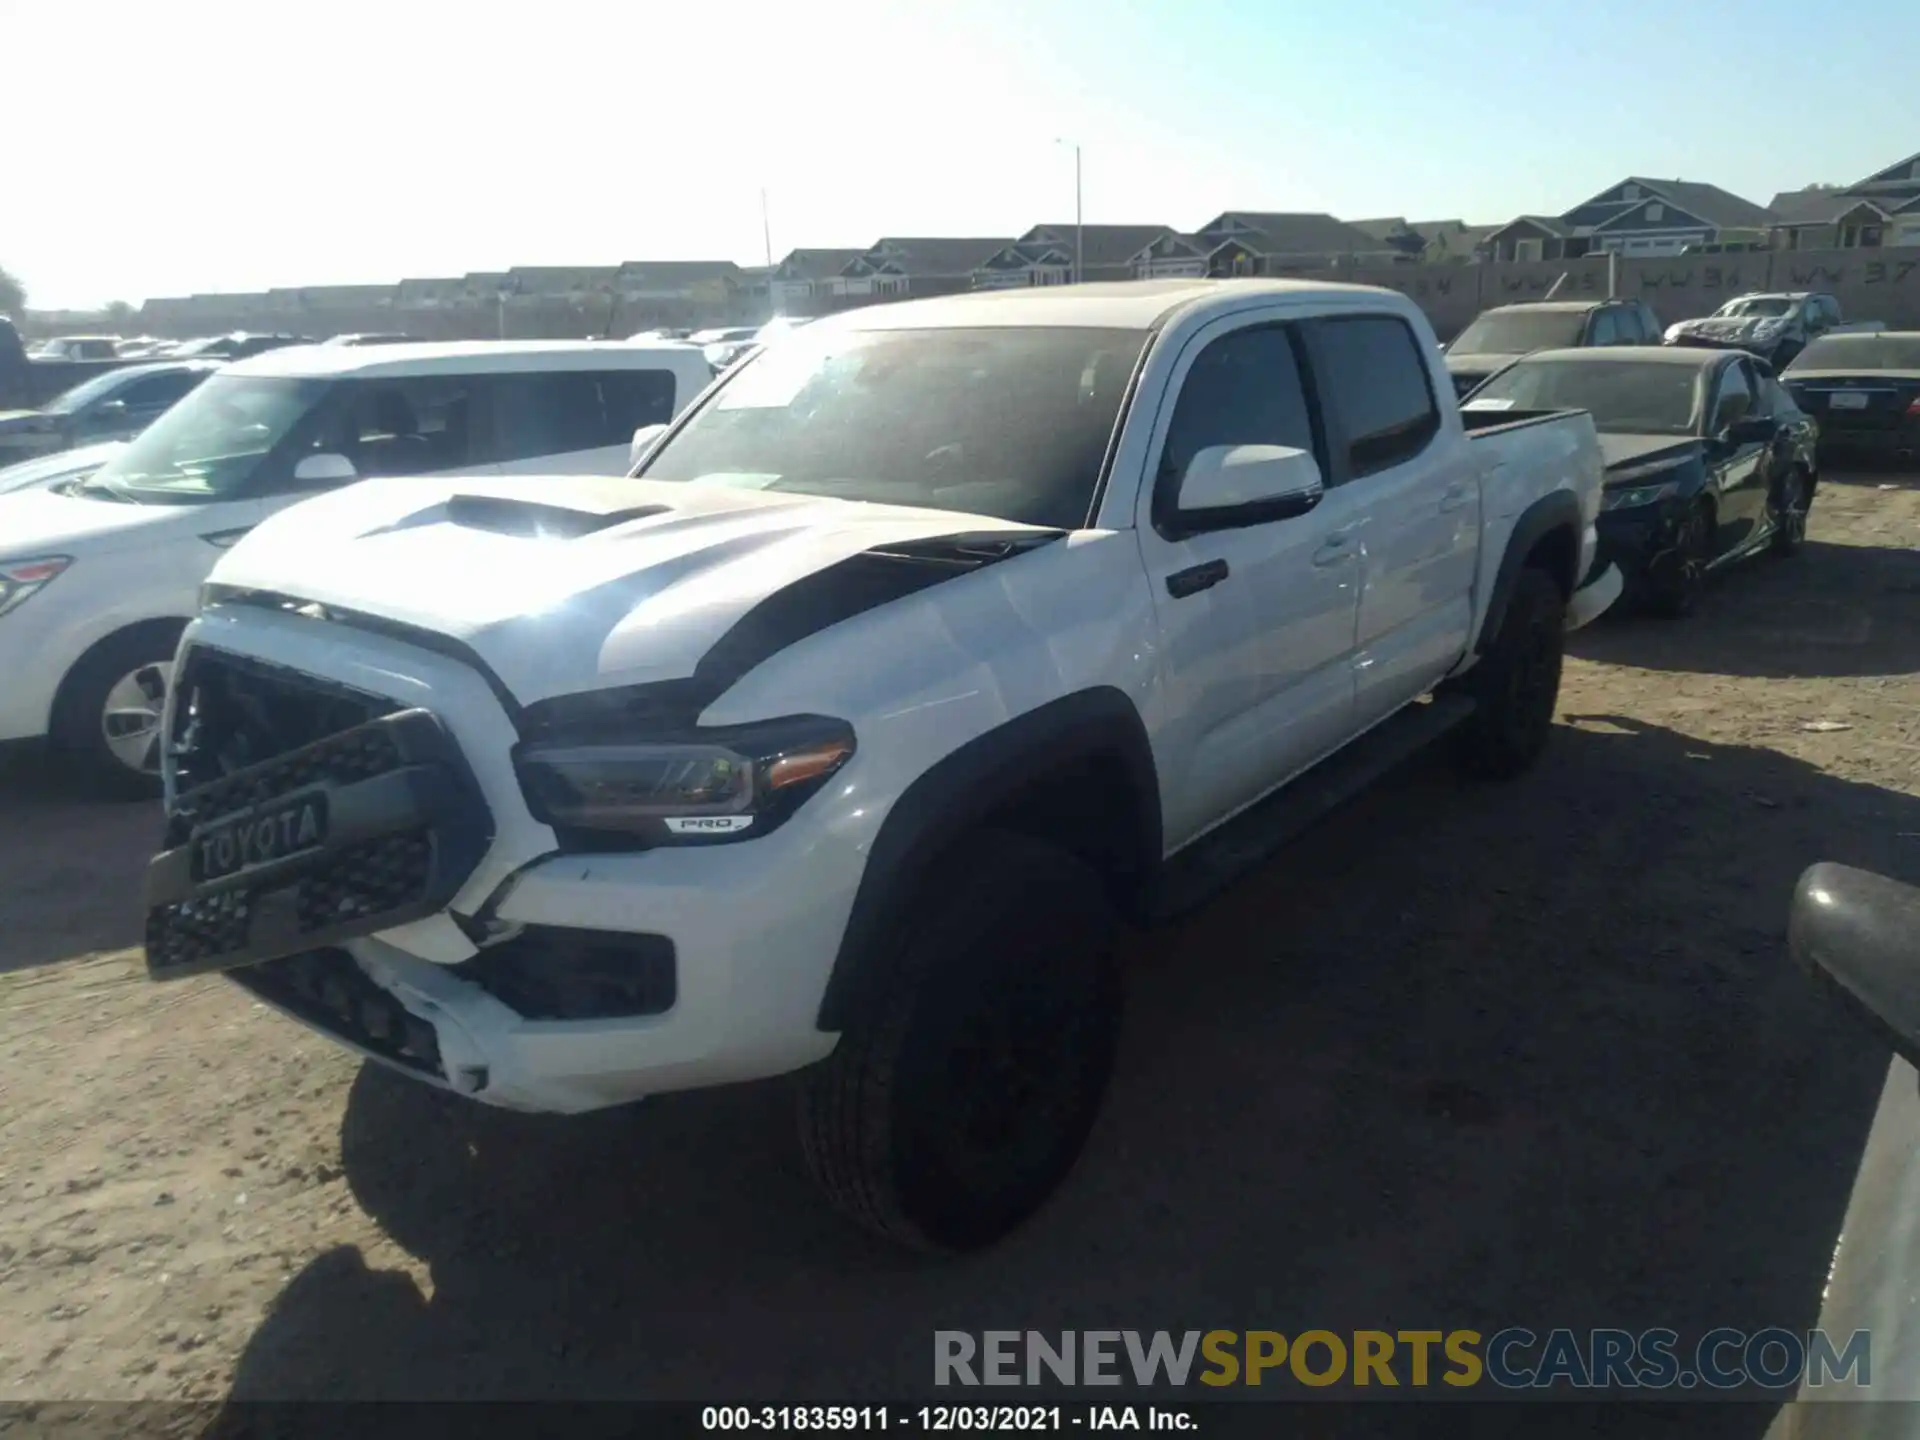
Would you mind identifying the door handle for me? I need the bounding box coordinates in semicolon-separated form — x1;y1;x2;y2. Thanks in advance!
1439;483;1473;512
1166;558;1229;598
1312;532;1355;567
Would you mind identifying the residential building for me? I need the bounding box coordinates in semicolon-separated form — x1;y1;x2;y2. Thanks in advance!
395;277;464;310
1483;178;1777;261
769;248;871;310
973;224;1177;287
614;260;747;306
1139;212;1402;277
841;237;1013;299
1770;151;1920;250
1351;218;1500;265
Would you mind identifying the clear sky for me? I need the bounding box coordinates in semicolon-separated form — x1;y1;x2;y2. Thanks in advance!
11;0;1917;309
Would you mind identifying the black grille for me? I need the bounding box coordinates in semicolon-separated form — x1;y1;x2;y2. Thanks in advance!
451;926;676;1020
293;832;434;933
167;648;386;824
146;651;496;982
228;948;444;1077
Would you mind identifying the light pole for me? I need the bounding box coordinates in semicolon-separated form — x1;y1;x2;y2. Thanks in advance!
1055;138;1083;285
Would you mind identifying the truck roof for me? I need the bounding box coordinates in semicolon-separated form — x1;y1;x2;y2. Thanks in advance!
222;338;707;380
821;278;1410;332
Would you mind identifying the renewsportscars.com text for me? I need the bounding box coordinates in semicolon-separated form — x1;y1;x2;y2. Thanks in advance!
935;1329;1870;1391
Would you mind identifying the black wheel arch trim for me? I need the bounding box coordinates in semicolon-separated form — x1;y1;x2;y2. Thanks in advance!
813;686;1161;1033
1477;490;1582;654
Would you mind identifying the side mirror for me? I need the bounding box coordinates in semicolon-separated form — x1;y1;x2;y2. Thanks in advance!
629;422;669;471
291;452;357;487
1171;443;1324;533
1790;863;1920;1071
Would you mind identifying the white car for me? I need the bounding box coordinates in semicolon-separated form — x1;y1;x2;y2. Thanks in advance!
145;279;1619;1249
0;339;715;791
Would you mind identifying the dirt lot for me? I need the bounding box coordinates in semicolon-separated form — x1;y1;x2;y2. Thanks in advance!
4;470;1920;1426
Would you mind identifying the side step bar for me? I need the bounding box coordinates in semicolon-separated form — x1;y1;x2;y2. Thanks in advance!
1143;693;1476;925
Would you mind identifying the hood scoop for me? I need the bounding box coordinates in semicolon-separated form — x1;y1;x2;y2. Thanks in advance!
443;493;673;539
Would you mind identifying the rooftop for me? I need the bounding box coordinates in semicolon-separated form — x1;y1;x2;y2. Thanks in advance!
1520;345;1732;368
821;277;1410;332
224;338;706;379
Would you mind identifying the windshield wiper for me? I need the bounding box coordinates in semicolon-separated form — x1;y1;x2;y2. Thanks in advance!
71;474;138;503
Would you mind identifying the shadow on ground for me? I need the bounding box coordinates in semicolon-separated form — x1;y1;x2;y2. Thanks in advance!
0;743;159;972
1572;540;1920;680
207;692;1909;1435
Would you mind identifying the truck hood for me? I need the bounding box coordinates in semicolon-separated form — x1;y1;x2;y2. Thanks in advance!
207;473;1066;706
0;483;227;555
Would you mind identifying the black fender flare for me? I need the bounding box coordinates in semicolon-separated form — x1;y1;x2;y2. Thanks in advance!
813;687;1161;1032
1477;489;1582;653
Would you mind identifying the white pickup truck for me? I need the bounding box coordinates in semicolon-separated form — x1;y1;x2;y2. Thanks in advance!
143;279;1619;1252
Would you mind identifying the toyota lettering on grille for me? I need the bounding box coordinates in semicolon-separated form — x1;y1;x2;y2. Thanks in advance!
191;794;330;883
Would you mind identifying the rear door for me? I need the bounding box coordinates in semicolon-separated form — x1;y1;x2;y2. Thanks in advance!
486;368;681;475
1305;312;1480;728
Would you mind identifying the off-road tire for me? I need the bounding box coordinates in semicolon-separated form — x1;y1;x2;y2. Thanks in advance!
1452;565;1565;782
49;619;186;799
798;830;1122;1252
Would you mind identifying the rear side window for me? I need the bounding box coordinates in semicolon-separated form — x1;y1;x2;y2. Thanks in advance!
490;369;678;463
326;375;478;476
1311;315;1441;477
1586;310;1622;346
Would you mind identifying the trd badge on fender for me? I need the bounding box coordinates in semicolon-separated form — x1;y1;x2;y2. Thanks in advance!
191;794;329;883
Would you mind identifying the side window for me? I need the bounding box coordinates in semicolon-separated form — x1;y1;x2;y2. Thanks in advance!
489;370;678;463
1586;309;1622;346
1630;305;1658;343
115;371;202;409
1310;314;1441;477
1711;363;1753;431
1157;325;1318;513
326;376;477;477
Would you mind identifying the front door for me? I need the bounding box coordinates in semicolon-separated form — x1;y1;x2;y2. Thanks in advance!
1704;359;1769;554
1133;315;1361;851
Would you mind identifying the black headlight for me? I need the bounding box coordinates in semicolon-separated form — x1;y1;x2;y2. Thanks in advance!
512;713;855;847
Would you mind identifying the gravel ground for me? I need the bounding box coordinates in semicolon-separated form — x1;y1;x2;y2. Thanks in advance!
3;468;1919;1431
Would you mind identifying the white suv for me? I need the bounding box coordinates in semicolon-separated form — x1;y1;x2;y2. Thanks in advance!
0;340;715;790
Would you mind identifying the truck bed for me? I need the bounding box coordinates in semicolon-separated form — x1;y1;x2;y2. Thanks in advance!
1459;406;1588;436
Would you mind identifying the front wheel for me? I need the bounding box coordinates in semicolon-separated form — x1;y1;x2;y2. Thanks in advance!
49;620;185;798
1452;565;1565;781
798;831;1121;1252
1646;501;1714;619
1770;469;1810;557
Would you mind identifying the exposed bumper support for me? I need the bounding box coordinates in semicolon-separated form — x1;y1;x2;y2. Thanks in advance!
1566;561;1623;632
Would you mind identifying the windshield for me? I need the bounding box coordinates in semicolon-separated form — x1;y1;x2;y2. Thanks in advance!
83;374;329;503
1790;334;1920;372
41;369;138;415
1716;296;1794;319
1450;310;1585;357
640;326;1149;530
1465;358;1702;436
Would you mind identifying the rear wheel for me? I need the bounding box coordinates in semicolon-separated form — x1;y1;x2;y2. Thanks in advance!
1452;565;1565;781
1770;468;1810;557
798;831;1121;1252
50;621;185;797
1646;501;1713;618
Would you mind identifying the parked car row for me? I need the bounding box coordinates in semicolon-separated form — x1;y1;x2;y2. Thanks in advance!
1442;289;1883;401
